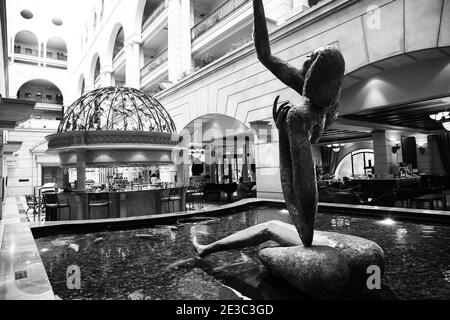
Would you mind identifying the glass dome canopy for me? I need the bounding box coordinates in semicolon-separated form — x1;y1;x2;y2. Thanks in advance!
58;87;176;133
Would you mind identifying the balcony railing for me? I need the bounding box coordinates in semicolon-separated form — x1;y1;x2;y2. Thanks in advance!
46;52;68;61
113;47;125;65
191;0;251;41
94;76;102;88
140;49;168;79
35;102;64;111
142;0;167;30
14;47;38;57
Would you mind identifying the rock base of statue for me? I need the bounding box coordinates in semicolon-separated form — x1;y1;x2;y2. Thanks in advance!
258;231;385;299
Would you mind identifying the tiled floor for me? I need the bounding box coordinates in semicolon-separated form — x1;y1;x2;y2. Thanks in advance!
0;197;55;300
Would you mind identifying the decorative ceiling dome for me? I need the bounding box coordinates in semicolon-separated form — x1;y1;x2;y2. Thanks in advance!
58;87;176;133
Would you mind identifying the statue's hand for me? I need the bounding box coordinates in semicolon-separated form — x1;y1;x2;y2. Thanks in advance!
273;95;292;131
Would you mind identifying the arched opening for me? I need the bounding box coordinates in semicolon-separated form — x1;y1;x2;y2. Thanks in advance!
141;0;165;28
93;12;97;29
182;114;257;197
79;75;86;95
46;37;68;68
112;26;124;60
94;56;101;84
14;30;39;64
100;0;105;19
17;79;64;105
335;149;375;179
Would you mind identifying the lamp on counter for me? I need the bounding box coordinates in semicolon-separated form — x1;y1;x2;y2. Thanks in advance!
392;144;401;154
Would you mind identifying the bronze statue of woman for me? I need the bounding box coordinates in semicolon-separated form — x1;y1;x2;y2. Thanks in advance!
254;0;345;246
193;0;345;253
170;2;383;298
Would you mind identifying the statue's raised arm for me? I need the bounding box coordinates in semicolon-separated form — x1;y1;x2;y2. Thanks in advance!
253;0;304;95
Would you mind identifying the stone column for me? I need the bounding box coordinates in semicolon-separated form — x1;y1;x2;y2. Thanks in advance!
37;42;42;66
102;65;113;87
250;120;283;200
37;164;42;186
372;130;402;179
76;151;87;190
43;45;47;67
125;33;141;89
168;0;192;82
176;164;190;186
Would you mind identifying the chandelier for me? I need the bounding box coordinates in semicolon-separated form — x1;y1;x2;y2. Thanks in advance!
429;112;450;131
327;143;345;153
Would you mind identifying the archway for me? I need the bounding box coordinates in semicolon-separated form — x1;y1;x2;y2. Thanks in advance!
141;0;164;28
16;79;64;105
93;12;97;29
182;114;257;186
112;26;124;60
77;74;86;96
94;56;101;84
14;30;39;62
46;36;68;62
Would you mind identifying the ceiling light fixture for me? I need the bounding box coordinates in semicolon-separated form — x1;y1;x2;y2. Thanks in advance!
430;111;450;131
327;143;345;153
442;119;450;131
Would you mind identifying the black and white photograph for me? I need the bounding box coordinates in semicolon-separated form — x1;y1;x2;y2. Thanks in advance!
1;0;450;309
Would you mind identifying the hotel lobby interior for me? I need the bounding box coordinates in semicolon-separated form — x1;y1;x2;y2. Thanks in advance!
1;0;450;303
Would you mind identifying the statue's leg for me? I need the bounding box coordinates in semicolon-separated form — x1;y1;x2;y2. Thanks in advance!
286;108;317;247
273;98;303;232
193;221;300;258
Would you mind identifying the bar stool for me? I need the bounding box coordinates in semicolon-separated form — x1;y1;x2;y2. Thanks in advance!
442;190;450;210
187;186;204;210
25;195;37;221
160;189;172;213
43;193;71;221
88;192;110;219
168;188;182;213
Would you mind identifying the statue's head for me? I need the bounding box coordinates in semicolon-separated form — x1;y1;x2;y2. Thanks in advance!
301;46;345;110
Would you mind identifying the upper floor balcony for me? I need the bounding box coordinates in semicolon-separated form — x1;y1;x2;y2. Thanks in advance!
142;0;168;31
94;76;102;89
191;0;251;41
13;46;68;69
113;47;126;70
141;0;168;45
140;48;168;82
13;47;39;65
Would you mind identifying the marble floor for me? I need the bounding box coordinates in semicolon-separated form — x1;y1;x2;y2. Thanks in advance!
0;196;55;300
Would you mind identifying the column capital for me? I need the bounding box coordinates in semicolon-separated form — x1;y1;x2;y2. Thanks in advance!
125;33;142;48
101;65;113;75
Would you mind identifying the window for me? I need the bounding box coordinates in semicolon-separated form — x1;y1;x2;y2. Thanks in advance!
100;0;105;19
46;94;53;101
25;48;33;55
47;51;53;58
335;149;374;179
93;13;97;29
24;92;32;98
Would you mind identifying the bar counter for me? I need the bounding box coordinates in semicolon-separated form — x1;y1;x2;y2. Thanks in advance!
48;187;187;221
346;177;421;197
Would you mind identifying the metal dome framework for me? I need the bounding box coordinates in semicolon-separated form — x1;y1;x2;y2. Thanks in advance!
58;87;176;133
